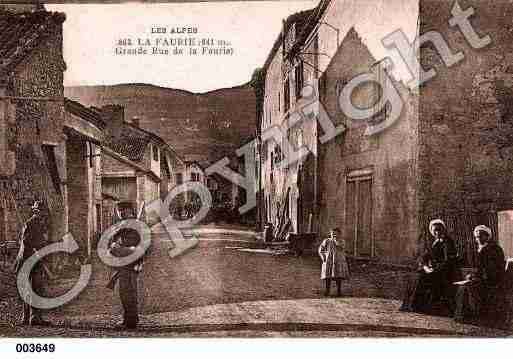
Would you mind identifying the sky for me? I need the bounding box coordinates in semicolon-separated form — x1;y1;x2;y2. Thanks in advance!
47;1;318;93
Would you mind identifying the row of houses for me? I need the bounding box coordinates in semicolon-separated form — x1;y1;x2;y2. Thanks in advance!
256;0;513;264
0;5;216;259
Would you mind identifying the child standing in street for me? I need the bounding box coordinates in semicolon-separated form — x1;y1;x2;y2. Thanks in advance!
318;228;350;297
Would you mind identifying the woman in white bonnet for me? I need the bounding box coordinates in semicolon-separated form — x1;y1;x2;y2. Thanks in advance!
454;225;506;325
400;219;459;314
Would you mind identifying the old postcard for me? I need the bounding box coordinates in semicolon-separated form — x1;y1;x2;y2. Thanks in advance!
0;0;513;346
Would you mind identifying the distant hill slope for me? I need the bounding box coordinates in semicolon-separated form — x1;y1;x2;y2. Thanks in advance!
65;83;257;166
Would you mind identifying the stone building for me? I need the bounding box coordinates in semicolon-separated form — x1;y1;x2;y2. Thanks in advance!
259;0;513;263
65;83;256;169
259;9;315;238
0;8;67;246
416;0;513;262
64;98;105;255
316;28;418;261
100;105;184;226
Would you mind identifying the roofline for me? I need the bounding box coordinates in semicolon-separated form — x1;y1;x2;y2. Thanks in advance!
123;121;183;162
299;0;333;47
64;97;106;129
261;8;316;73
102;145;161;183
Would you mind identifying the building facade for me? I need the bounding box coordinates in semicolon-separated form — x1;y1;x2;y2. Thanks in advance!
100;105;184;226
64;98;105;256
0;8;68;248
260;10;316;239
259;0;513;263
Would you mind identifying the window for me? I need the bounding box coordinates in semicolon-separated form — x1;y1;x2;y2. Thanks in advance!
320;74;327;100
88;142;94;168
176;173;183;185
96;204;102;233
153;144;159;161
295;61;304;99
284;78;290;113
270;150;274;184
191;173;199;182
275;145;283;165
162;157;171;178
313;35;319;79
41;144;61;196
498;211;513;258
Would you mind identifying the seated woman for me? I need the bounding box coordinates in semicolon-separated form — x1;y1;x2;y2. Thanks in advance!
401;219;459;314
454;225;506;326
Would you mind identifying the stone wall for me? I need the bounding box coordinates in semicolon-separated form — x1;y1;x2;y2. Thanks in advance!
317;28;419;261
66;135;89;254
417;0;513;264
102;152;136;175
262;32;284;228
2;22;66;244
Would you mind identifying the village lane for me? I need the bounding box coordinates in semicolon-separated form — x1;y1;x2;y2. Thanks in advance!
49;223;407;318
2;224;509;337
1;225;407;324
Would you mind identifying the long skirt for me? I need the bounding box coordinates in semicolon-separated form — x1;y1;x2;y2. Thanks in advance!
454;281;510;328
400;270;455;314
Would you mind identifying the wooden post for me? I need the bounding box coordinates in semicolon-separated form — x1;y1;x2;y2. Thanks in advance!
0;88;16;176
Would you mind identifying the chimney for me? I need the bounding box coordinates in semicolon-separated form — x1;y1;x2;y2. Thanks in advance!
101;104;125;138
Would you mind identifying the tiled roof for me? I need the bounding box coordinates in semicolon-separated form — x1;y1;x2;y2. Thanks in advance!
64;98;106;130
0;10;65;79
105;131;151;163
110;120;183;163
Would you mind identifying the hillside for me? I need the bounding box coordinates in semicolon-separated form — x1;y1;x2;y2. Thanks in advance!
64;83;257;166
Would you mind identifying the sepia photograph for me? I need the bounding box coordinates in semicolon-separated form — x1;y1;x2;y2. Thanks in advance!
0;0;513;347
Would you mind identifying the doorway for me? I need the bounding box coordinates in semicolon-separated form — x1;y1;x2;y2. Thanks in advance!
345;175;373;257
498;210;513;258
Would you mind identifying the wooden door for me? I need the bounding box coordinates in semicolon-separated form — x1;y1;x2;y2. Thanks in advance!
345;177;373;257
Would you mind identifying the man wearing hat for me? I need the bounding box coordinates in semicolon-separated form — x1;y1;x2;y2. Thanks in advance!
14;200;50;326
401;219;459;314
107;202;144;329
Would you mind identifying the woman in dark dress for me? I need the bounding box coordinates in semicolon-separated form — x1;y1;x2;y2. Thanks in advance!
454;225;506;325
401;219;459;314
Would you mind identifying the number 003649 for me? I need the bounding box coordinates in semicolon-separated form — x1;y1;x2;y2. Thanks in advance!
15;343;55;353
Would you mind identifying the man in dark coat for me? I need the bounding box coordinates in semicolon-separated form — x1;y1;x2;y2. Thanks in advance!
15;200;50;326
107;203;144;329
401;219;459;314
